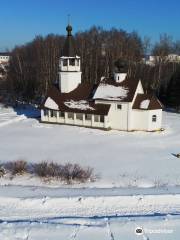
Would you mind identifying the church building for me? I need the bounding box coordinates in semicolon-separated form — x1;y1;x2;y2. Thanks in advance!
41;25;162;131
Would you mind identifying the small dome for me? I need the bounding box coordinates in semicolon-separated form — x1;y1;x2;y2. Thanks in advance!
66;24;72;35
114;58;128;73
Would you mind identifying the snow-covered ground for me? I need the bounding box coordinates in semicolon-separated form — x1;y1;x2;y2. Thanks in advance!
1;217;180;240
0;104;180;189
0;104;180;239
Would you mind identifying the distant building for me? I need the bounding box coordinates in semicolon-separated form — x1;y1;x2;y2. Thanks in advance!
143;54;180;66
0;52;10;79
41;25;163;131
0;52;10;64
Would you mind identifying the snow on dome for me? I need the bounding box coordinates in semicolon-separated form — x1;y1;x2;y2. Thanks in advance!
64;100;95;111
44;97;59;110
140;99;150;109
93;83;129;100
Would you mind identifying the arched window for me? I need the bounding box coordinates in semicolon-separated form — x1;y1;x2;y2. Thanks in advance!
152;115;157;122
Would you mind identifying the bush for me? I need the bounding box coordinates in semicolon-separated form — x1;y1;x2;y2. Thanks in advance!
1;160;94;184
62;163;93;183
33;161;94;183
33;161;50;178
5;160;27;175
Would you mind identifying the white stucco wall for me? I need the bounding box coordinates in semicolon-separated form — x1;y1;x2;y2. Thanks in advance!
147;109;162;131
114;73;127;83
95;100;129;130
59;72;82;93
108;102;129;130
0;56;10;63
131;109;162;131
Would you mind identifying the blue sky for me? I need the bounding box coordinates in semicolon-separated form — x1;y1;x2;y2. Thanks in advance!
0;0;180;51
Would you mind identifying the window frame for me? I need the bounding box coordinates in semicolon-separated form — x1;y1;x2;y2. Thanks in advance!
59;111;65;118
68;112;74;119
44;109;48;117
85;114;91;121
100;115;104;123
76;113;83;121
117;104;122;110
152;115;157;122
50;110;54;118
69;58;75;66
63;59;68;66
94;115;99;122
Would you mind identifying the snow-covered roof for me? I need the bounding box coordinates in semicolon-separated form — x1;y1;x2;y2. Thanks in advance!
60;56;80;59
133;94;162;110
42;85;111;115
93;83;129;101
64;100;95;111
140;99;150;109
44;97;59;110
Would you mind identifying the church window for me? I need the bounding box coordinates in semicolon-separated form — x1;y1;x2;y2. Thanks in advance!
76;113;83;120
117;104;122;110
68;112;74;119
152;115;157;122
85;114;91;120
50;110;53;117
53;110;57;117
63;59;68;66
59;111;65;117
69;58;75;66
44;109;48;116
100;115;104;123
94;115;99;122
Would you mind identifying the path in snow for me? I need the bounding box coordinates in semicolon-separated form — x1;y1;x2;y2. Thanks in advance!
1;192;180;220
0;216;179;240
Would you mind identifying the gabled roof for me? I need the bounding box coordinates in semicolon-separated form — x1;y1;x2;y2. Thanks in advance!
42;84;111;115
93;77;139;102
133;94;163;110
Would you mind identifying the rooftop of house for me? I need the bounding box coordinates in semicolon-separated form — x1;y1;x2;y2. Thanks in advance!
0;52;10;57
133;93;163;110
43;84;111;115
93;76;139;102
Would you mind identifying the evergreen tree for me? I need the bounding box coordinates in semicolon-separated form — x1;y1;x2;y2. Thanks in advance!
166;67;180;108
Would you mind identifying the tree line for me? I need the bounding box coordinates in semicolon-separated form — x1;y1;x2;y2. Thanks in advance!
4;26;180;108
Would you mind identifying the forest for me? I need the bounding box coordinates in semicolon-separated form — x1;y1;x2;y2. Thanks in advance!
3;26;180;109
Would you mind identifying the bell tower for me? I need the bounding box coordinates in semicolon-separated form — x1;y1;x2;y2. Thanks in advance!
59;24;82;93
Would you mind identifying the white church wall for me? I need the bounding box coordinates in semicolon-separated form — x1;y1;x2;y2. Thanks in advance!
108;102;129;130
94;100;130;130
59;72;81;93
131;109;162;131
147;109;162;131
114;73;127;83
131;110;149;130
